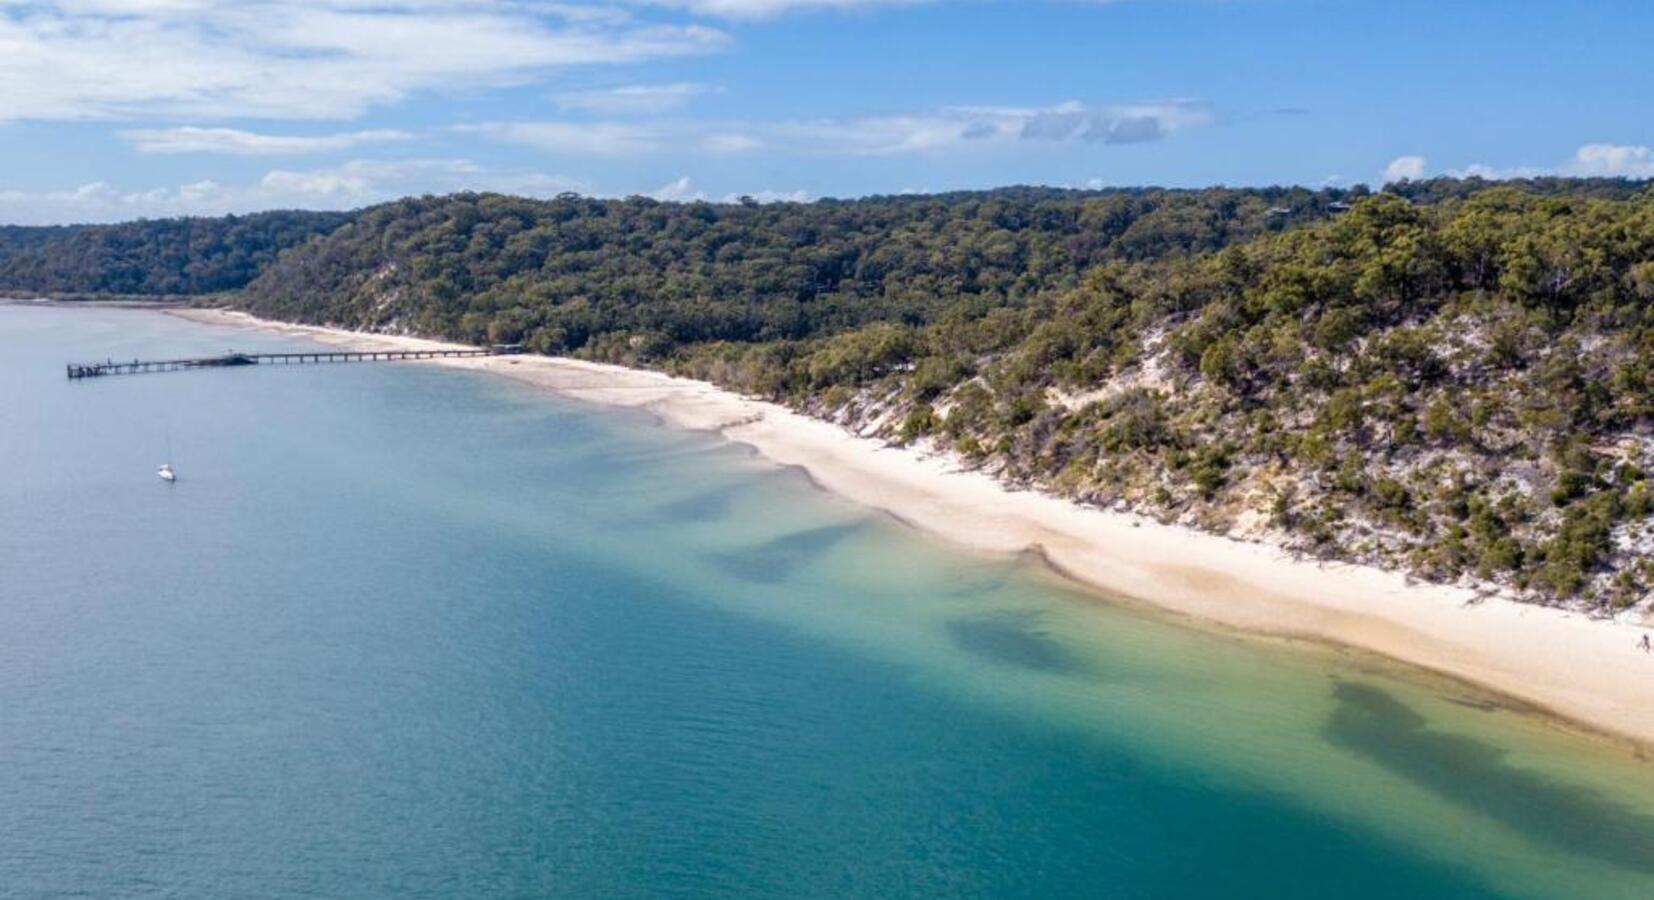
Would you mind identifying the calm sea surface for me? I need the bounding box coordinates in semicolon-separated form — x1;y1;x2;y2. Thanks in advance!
3;305;1654;899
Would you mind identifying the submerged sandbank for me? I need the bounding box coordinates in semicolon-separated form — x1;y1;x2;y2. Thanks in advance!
169;307;1654;750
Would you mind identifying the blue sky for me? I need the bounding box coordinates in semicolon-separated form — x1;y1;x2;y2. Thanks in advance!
0;0;1649;224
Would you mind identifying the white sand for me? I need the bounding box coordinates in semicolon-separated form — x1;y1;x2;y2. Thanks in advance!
173;308;1654;749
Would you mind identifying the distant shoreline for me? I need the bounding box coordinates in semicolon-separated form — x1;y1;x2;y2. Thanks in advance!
165;306;1654;753
0;291;196;306
2;297;190;311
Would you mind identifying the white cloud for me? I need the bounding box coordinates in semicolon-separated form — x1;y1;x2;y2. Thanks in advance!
458;121;674;156
0;158;586;224
967;99;1213;145
701;132;763;153
254;158;586;203
1566;143;1654;178
1446;162;1547;180
121;126;414;155
1381;155;1427;183
467;98;1214;157
0;160;819;223
0;2;728;121
554;82;721;113
1441;143;1654;182
638;176;809;204
723;188;811;203
634;0;936;19
647;175;703;201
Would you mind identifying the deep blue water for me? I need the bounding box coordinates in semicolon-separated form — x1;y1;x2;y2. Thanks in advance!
2;305;1652;899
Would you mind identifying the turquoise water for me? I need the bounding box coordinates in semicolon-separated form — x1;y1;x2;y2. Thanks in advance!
3;305;1653;899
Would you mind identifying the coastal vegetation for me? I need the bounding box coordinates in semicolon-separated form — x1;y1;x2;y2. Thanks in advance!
0;224;79;263
0;210;348;295
5;180;1654;610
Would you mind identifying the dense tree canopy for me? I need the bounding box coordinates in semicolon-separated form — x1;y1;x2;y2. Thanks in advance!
0;210;350;295
236;186;1352;348
1385;175;1653;205
0;224;79;267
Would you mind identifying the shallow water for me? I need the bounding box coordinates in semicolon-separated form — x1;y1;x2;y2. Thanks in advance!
2;305;1652;899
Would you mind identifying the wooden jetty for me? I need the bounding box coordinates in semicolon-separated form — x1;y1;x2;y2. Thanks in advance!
66;345;521;380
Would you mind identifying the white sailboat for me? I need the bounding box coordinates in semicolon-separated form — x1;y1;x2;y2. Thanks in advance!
157;433;176;482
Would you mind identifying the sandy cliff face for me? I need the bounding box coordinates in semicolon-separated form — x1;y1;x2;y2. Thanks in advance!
811;321;1654;620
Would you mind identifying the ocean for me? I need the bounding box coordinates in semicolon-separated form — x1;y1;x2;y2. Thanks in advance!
3;304;1652;899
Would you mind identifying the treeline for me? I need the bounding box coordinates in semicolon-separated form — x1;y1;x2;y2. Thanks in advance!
235;186;1357;348
1384;175;1653;205
0;224;79;265
0;210;350;295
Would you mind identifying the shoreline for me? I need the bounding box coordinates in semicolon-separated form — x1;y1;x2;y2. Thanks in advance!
169;307;1654;752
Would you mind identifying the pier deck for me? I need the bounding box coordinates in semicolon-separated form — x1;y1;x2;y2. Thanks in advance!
66;346;519;379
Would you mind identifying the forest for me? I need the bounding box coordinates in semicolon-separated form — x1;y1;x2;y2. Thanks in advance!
0;224;79;267
232;186;1356;345
4;180;1653;608
0;210;349;295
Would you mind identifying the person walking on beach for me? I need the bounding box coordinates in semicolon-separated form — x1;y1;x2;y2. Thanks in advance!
1641;634;1652;654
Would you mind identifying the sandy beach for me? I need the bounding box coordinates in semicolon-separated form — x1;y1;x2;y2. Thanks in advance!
172;307;1654;751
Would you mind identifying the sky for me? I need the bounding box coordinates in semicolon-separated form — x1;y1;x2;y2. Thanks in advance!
0;0;1650;224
